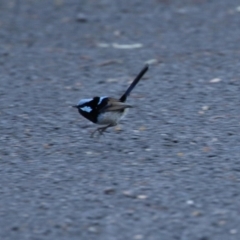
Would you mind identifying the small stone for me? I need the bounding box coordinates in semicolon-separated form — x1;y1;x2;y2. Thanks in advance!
65;86;72;90
11;226;19;231
85;151;93;155
88;226;97;233
145;148;152;152
112;43;143;49
137;195;148;200
114;125;122;131
210;78;221;83
126;209;135;215
145;59;158;65
230;229;237;234
113;30;121;36
104;188;115;195
133;130;140;133
98;59;121;66
218;220;226;226
76;13;88;22
186;200;194;205
203;147;211;152
139;126;146;131
106;78;119;83
122;190;134;198
43;144;51;149
128;151;135;155
39;202;49;210
191;210;202;216
202;106;209;111
236;6;240;12
177;152;184;157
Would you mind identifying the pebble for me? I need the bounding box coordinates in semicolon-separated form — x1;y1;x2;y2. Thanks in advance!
122;190;135;198
104;187;115;195
236;6;240;12
76;13;88;22
186;200;194;205
202;106;209;111
88;226;98;233
218;220;226;226
191;210;202;216
145;59;158;65
230;229;237;234
137;195;148;200
145;148;152;152
209;78;221;83
112;43;143;49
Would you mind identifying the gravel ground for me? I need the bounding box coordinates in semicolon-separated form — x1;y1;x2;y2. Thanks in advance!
1;0;240;239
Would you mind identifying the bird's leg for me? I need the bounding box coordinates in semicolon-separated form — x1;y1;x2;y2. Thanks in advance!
90;124;115;138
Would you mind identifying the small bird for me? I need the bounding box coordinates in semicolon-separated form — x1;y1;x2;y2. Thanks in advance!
73;65;149;137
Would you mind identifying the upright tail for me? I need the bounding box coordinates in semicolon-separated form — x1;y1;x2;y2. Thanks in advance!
119;65;149;102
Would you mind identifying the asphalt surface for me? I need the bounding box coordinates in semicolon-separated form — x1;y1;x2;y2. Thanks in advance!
1;0;240;239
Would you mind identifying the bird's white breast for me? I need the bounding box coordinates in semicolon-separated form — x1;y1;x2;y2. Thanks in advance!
97;109;129;125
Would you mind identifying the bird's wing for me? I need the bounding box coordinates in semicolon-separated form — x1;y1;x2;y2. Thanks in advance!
99;98;132;112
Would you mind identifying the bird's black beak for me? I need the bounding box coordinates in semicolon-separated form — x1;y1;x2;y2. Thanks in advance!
72;105;78;108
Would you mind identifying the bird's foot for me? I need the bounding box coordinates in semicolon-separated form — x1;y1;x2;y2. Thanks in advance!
90;125;111;138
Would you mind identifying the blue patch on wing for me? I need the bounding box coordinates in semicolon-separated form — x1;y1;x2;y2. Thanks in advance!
80;106;92;113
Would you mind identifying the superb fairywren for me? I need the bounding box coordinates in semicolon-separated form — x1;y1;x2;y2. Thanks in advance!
73;65;149;137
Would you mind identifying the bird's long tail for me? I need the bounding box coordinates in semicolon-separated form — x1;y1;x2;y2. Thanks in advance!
119;65;149;102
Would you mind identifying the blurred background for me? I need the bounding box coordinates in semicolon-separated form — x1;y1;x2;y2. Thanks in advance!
0;0;240;239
